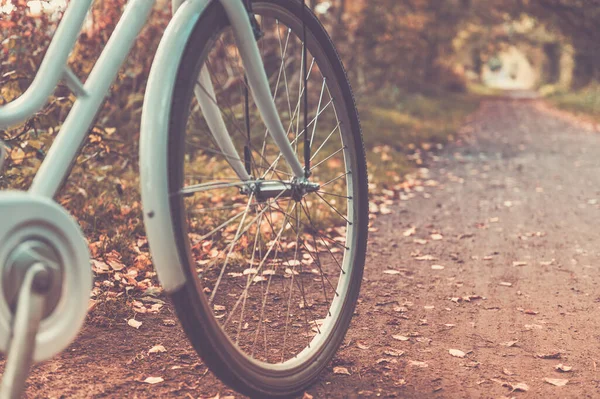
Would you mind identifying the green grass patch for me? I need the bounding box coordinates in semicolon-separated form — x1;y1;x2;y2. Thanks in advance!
358;89;481;188
548;83;600;122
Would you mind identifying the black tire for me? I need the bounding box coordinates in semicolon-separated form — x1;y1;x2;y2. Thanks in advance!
167;1;368;397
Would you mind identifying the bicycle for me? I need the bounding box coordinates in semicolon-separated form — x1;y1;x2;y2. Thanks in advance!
0;0;368;397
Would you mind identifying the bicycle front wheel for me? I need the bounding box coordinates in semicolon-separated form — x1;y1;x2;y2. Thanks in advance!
167;1;368;396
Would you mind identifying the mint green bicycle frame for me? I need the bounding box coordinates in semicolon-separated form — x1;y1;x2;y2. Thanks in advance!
0;0;306;294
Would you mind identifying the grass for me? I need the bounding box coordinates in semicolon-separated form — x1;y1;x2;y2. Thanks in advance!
547;83;600;122
357;89;481;188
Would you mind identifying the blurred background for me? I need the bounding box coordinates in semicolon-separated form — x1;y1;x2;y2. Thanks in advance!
1;0;599;268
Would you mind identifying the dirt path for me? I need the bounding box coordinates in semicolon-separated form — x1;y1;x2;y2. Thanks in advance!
17;97;600;398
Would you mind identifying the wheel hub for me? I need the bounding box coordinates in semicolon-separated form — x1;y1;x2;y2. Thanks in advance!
242;178;320;202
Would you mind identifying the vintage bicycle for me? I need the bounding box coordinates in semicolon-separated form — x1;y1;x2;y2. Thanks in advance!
0;0;368;397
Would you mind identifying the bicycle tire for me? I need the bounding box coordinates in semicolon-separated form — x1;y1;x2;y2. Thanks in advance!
167;1;368;396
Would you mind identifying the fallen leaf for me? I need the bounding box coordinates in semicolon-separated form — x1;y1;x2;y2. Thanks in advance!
525;324;543;330
128;319;142;329
449;349;466;358
302;393;314;399
107;260;125;271
392;335;410;341
333;366;350;375
500;340;518;347
91;260;110;274
356;341;370;350
510;382;529;392
424;305;435;310
214;305;226;311
162;319;177;327
512;261;527;267
409;360;428;368
143;376;164;384
384;349;404;357
544;378;568;387
430;233;443;241
499;281;513;287
540;259;555;266
10;147;25;165
524;309;539;315
431;265;445;270
413;238;428;245
415;255;438;261
555;364;572;372
403;227;416;237
148;345;166;354
383;270;401;275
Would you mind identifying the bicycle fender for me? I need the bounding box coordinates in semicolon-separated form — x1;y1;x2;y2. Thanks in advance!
140;0;210;293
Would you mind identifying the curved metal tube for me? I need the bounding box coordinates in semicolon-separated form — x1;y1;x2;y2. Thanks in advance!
0;0;93;129
220;0;305;178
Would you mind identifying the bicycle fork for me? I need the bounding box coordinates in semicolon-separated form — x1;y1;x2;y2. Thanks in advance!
195;0;306;181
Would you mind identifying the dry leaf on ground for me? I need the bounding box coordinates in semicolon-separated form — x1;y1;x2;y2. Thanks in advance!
148;345;166;354
384;349;404;357
409;360;428;368
430;233;443;240
356;341;370;350
403;227;416;237
333;366;350;375
127;319;142;329
555;364;572;372
525;324;544;330
509;382;529;392
449;349;466;358
143;376;164;384
383;270;401;275
415;255;438;261
512;261;527;267
499;281;513;287
544;378;568;386
431;265;445;270
392;335;410;341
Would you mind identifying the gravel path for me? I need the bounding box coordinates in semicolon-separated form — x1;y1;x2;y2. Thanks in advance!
17;97;600;398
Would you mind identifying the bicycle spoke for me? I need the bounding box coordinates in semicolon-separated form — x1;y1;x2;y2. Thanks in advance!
310;145;347;172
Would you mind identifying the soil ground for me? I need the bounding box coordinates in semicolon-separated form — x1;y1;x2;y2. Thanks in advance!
11;95;600;398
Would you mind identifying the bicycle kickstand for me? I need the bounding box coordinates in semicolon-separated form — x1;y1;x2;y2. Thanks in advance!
0;141;6;171
0;263;52;399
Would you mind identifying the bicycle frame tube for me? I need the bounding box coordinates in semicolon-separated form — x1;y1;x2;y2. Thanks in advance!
29;0;156;197
0;0;93;129
220;0;305;178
